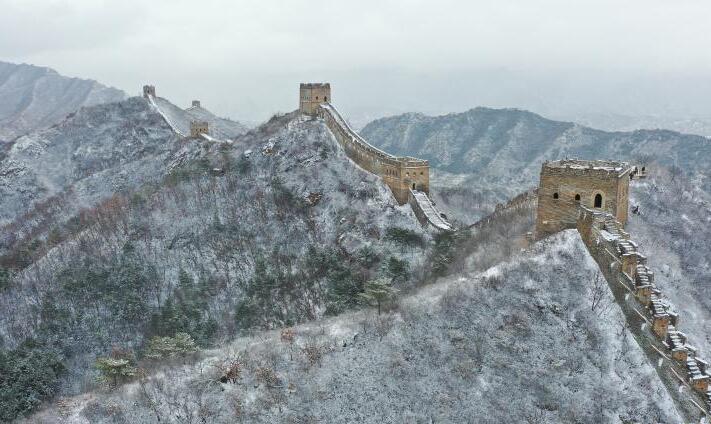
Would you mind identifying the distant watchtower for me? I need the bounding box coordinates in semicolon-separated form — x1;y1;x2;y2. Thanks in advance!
143;85;156;98
191;100;201;108
190;121;209;138
299;83;331;115
536;159;633;239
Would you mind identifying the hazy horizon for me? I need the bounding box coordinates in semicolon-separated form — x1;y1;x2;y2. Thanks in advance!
2;0;711;124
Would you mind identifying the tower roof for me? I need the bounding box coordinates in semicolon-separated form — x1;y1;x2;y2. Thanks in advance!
543;159;632;176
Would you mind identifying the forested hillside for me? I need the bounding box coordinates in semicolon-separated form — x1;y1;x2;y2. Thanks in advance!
0;110;432;421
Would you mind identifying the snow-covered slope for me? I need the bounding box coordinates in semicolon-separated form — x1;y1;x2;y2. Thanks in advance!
0;61;126;143
0;97;182;228
152;96;248;139
0;112;431;399
628;170;711;361
24;231;683;423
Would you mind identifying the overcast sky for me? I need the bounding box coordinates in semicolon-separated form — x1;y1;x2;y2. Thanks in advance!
2;0;711;123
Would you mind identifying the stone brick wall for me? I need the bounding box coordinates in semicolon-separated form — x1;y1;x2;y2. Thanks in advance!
299;83;331;115
318;103;429;205
190;121;209;137
577;207;711;416
536;160;632;239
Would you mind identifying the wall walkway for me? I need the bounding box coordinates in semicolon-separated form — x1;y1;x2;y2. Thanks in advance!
577;206;710;420
317;103;452;231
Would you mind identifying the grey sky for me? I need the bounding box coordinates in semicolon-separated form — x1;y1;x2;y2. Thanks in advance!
2;0;710;123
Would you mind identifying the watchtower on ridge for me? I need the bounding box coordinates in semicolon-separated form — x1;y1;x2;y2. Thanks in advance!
300;83;331;115
536;159;633;239
190;121;209;138
143;85;156;98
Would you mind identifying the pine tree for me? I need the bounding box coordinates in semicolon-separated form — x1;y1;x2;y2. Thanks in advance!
358;278;399;316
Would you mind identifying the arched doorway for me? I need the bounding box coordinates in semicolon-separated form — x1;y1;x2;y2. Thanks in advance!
594;193;603;208
575;194;581;202
412;183;416;190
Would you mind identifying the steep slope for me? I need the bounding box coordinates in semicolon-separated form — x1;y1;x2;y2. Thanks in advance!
25;231;683;423
0;61;126;143
361;108;711;223
152;97;248;139
0;112;431;415
0;97;181;228
627;169;711;360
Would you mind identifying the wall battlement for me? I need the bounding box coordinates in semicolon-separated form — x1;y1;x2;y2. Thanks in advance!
300;83;450;229
577;206;711;415
316;100;430;205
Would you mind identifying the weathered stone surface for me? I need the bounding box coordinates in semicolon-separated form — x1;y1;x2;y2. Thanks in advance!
536;159;632;238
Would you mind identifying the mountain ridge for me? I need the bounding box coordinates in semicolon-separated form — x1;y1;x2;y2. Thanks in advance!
0;61;127;143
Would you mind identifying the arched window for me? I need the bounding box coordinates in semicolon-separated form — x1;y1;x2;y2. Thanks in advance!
324;96;328;102
412;183;416;190
641;166;646;172
553;192;559;199
594;193;603;208
575;194;581;201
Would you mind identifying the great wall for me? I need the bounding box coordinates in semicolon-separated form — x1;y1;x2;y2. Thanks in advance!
142;81;709;418
301;83;453;232
536;159;710;420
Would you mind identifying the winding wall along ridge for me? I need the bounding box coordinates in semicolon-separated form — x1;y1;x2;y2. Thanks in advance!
317;103;452;231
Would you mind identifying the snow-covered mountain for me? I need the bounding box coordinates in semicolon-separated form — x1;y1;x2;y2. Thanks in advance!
0;110;431;410
558;112;711;138
23;230;683;423
0;97;180;228
152;96;249;139
0;61;126;143
361;107;711;223
3;80;711;422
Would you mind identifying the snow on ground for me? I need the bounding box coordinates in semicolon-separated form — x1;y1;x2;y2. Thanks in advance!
26;231;683;423
152;96;248;140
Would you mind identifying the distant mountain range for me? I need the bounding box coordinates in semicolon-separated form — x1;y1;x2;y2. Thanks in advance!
557;112;711;138
0;61;126;143
362;107;711;178
360;107;711;222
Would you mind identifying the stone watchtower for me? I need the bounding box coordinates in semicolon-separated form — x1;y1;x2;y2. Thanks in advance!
299;83;331;115
191;100;201;108
536;159;633;239
143;85;156;98
190;121;209;138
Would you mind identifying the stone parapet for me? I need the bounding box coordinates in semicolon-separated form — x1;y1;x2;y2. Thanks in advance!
576;206;711;412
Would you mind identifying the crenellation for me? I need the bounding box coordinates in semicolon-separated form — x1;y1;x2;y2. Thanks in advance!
575;204;711;410
313;90;430;205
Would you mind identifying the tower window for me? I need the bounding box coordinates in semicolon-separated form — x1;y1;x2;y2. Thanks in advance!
553;192;559;199
575;194;581;201
594;193;603;208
